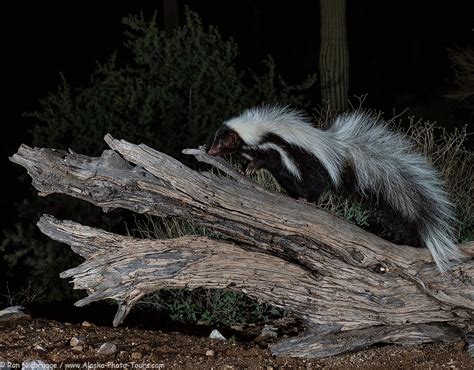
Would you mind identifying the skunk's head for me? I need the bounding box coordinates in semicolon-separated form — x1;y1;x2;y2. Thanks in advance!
208;125;243;156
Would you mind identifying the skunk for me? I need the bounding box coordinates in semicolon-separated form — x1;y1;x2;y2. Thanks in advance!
208;106;463;272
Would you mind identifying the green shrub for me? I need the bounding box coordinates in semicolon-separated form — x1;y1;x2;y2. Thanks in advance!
139;289;283;327
27;10;315;158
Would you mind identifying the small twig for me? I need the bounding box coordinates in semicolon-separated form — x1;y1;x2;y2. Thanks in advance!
182;146;262;189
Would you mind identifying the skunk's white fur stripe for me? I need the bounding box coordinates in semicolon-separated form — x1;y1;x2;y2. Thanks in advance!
226;106;346;186
241;153;254;161
225;106;463;272
258;142;302;180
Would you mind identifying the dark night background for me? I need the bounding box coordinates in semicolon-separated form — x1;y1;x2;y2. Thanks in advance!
1;1;472;309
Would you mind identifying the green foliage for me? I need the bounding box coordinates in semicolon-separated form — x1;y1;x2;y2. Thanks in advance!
459;216;474;243
320;196;370;227
139;289;283;327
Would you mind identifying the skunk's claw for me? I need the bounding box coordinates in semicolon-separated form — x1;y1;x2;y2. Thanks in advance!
245;167;256;176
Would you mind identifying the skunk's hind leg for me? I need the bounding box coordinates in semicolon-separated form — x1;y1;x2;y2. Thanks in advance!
376;207;423;248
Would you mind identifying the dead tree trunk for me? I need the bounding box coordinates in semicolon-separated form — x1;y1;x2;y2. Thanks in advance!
10;135;474;358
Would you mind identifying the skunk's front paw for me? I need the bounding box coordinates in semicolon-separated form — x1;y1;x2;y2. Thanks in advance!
242;161;257;176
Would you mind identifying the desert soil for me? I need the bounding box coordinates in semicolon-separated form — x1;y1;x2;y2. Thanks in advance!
0;318;472;369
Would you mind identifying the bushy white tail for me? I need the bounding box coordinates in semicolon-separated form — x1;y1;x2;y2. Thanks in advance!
331;112;463;272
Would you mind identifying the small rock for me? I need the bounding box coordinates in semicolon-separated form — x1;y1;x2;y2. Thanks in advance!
266;366;275;370
97;342;117;355
466;333;474;358
33;345;46;353
81;321;93;327
22;360;53;370
0;306;31;322
205;349;215;357
71;345;83;352
453;340;466;352
260;324;278;338
70;336;85;347
137;344;151;352
131;352;142;360
230;323;261;337
117;351;129;361
230;324;245;332
209;329;226;341
468;343;474;358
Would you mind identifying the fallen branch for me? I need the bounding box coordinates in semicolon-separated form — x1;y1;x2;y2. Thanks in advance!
10;136;473;358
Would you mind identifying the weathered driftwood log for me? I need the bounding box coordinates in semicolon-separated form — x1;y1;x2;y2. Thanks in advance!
10;135;474;358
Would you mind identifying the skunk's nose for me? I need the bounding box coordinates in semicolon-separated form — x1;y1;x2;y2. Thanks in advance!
208;146;219;156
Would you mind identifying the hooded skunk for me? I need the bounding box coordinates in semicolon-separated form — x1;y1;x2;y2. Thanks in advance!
208;106;462;272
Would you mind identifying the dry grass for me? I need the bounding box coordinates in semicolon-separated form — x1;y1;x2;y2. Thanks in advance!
402;117;473;241
126;214;213;240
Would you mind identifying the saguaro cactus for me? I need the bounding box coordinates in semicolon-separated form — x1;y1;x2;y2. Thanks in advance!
320;0;349;112
163;0;180;35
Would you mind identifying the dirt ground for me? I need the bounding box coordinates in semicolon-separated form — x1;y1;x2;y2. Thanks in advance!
0;318;472;369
